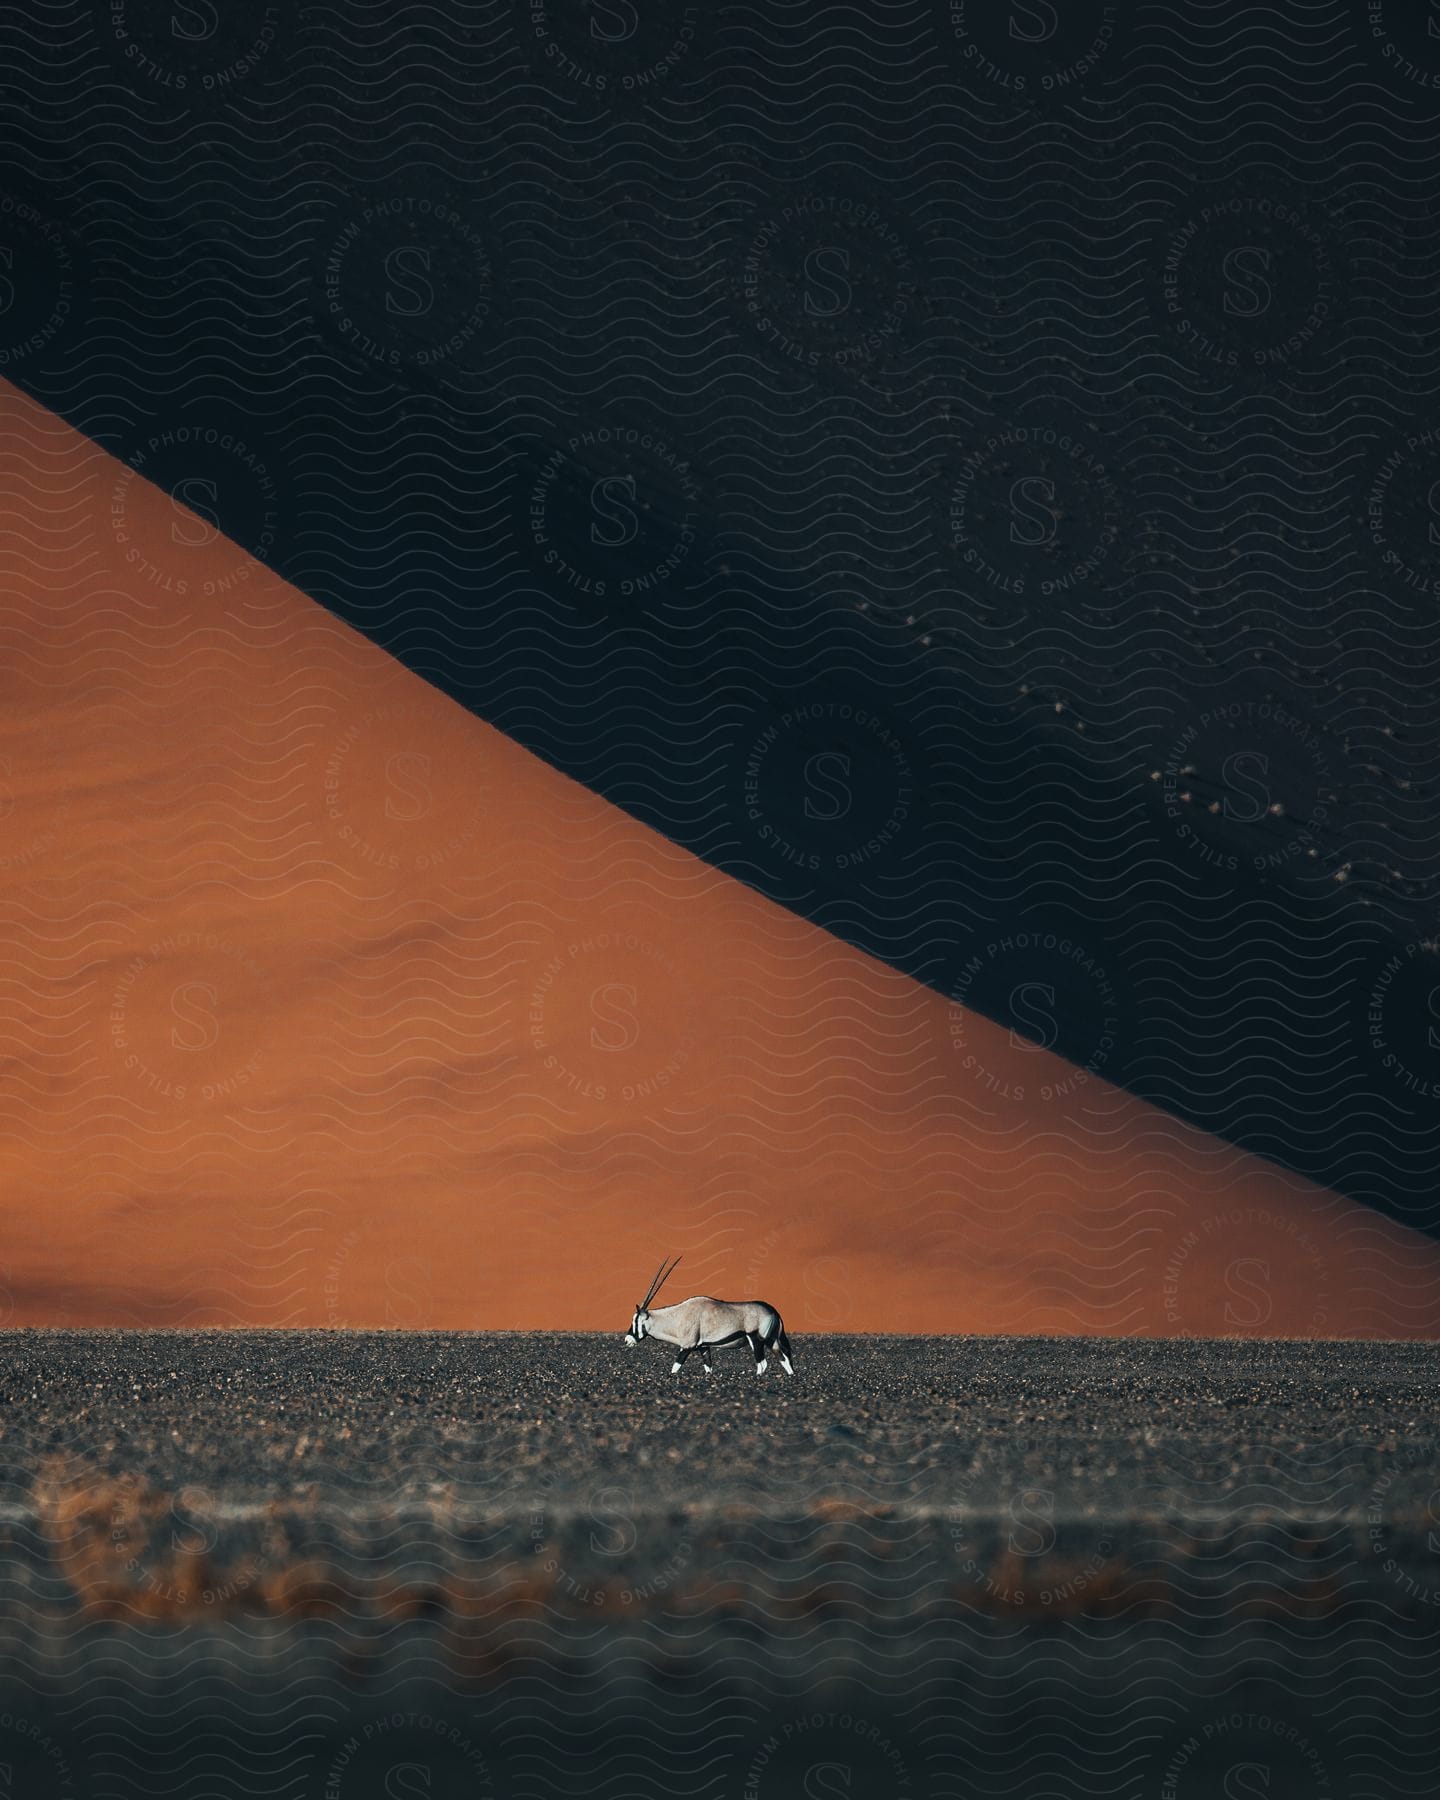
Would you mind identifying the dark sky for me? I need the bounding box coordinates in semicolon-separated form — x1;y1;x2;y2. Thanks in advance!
4;0;1440;1235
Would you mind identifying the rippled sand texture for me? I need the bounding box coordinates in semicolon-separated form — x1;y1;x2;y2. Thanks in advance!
3;382;1439;1333
7;1;1440;1246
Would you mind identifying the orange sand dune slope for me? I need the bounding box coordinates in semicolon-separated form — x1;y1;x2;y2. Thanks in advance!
0;377;1435;1336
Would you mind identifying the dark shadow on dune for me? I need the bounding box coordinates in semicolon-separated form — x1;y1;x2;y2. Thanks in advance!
4;4;1439;1237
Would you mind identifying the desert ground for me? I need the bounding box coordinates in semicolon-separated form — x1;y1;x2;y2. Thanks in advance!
1;1331;1438;1796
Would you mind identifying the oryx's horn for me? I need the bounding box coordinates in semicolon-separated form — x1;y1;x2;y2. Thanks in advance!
643;1254;682;1310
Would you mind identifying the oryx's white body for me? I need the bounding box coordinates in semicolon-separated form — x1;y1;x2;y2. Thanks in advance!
624;1257;795;1377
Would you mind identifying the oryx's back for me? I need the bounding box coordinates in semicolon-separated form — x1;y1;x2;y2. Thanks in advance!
686;1296;779;1340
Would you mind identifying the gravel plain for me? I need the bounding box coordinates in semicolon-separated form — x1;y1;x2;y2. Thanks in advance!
0;1331;1437;1796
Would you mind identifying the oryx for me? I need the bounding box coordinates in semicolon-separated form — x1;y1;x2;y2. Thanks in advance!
624;1256;795;1376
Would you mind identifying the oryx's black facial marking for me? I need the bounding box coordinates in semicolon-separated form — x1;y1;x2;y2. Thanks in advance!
625;1254;684;1346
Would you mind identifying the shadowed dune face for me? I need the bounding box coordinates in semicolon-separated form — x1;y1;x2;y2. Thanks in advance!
1;377;1437;1336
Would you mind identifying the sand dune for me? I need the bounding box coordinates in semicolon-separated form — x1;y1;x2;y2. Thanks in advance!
1;376;1436;1335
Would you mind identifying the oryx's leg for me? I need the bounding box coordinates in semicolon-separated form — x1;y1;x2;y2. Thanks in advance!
777;1327;795;1377
670;1346;693;1375
747;1333;768;1376
700;1344;713;1373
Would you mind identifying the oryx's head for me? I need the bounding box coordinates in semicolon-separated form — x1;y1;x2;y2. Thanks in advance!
624;1254;681;1346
